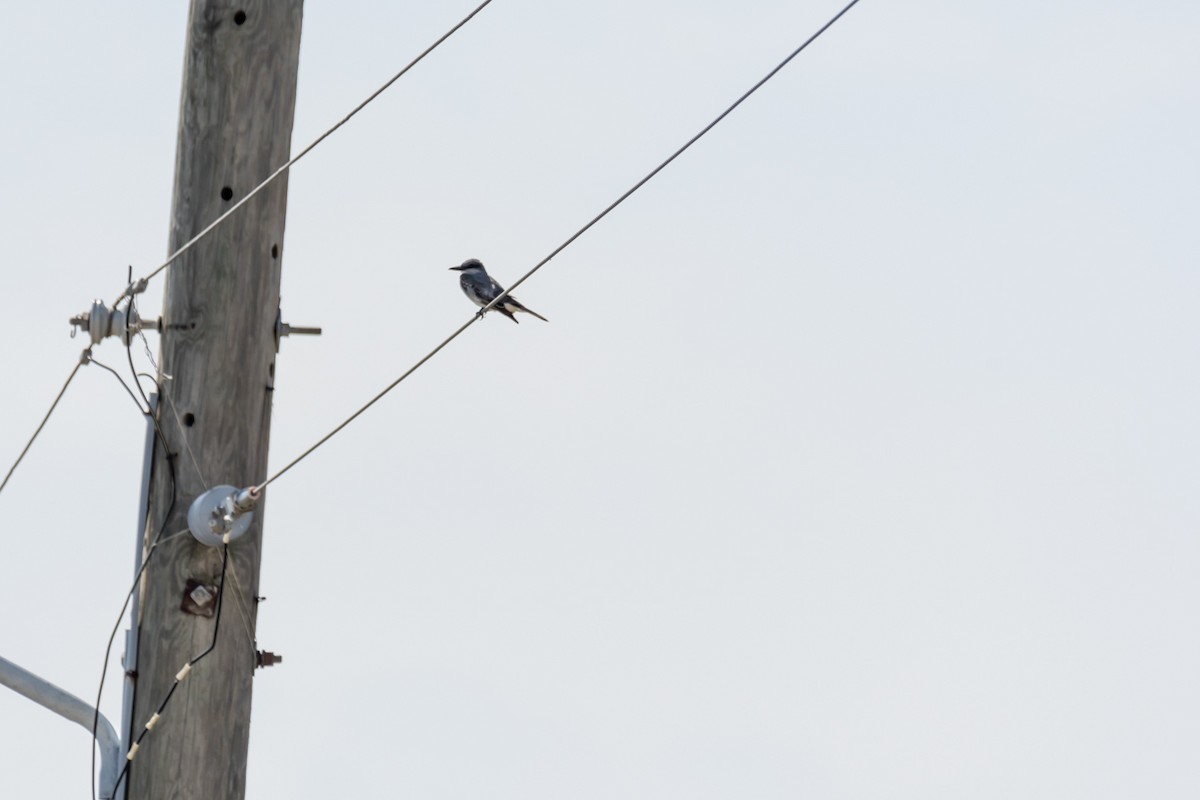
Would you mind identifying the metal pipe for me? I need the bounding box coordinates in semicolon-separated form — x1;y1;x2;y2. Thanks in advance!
0;654;121;799
119;393;158;800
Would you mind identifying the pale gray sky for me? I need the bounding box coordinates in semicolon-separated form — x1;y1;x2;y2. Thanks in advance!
2;1;1198;797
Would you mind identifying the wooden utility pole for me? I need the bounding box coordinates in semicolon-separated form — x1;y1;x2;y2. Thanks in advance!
130;3;303;799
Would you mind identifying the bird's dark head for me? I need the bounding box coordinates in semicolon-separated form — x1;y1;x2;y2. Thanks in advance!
450;258;485;272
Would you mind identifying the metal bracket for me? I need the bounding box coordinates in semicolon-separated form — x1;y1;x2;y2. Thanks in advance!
186;485;259;547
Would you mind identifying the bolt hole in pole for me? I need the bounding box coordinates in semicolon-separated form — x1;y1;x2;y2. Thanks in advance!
271;244;279;259
220;186;234;201
182;412;196;427
234;10;247;25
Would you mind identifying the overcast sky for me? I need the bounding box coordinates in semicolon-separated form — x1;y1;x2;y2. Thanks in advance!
2;1;1198;797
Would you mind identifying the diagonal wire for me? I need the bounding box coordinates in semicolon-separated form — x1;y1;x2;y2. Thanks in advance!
223;556;258;656
112;0;497;308
127;294;210;492
254;313;481;492
0;352;89;498
253;0;863;494
161;391;211;492
482;0;864;316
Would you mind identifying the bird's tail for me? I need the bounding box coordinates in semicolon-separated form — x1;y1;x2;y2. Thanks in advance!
504;298;548;322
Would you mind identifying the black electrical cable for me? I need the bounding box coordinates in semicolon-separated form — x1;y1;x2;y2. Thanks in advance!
125;293;156;413
107;545;228;798
90;324;181;800
87;354;149;415
88;493;178;800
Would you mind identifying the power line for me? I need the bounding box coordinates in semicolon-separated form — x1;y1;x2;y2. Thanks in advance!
253;0;864;494
0;352;88;498
4;330;160;505
255;312;479;492
17;2;501;793
484;0;864;315
4;303;156;505
112;0;497;308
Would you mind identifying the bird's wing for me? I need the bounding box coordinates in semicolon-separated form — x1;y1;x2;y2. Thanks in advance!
462;273;495;303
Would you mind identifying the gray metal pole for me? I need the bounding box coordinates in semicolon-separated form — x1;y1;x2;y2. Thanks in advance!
0;655;121;800
118;394;158;800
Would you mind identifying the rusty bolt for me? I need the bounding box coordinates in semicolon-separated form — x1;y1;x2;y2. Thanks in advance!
256;650;283;669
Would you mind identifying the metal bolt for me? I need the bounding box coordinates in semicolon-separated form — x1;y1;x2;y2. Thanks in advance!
256;650;283;669
190;585;214;607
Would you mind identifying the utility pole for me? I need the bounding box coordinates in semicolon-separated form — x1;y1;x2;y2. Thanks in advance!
129;3;303;799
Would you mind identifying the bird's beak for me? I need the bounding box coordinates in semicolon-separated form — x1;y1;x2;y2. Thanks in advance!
449;265;463;271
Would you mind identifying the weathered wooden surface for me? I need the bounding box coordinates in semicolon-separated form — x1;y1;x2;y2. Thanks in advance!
130;2;303;798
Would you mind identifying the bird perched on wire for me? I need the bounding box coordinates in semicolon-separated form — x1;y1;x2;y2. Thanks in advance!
450;258;548;323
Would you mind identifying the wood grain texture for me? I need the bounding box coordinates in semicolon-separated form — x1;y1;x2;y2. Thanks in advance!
130;3;302;799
